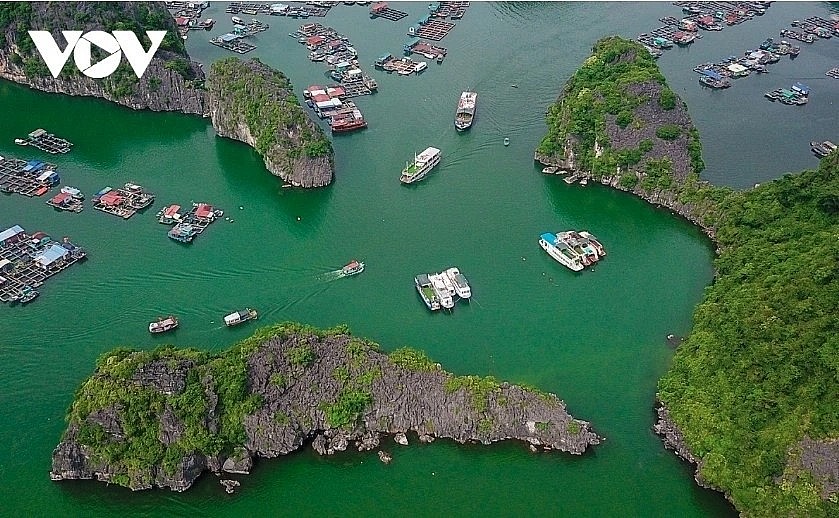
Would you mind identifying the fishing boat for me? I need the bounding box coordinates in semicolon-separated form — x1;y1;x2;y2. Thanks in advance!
400;146;441;184
342;259;365;276
444;267;471;299
539;233;584;272
415;274;441;310
13;285;39;305
168;223;199;243
224;308;258;327
232;16;245;25
454;91;477;131
149;316;179;334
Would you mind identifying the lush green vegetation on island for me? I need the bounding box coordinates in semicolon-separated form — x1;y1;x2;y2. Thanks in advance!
658;152;839;515
207;57;332;162
536;36;726;226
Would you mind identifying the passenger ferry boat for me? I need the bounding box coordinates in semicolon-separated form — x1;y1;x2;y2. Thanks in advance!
224;308;258;327
540;233;584;271
400;147;441;184
414;274;441;310
342;259;365;276
444;267;471;299
149;316;179;334
454;91;477;131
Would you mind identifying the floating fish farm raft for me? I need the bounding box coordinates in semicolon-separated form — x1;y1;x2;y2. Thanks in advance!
210;19;269;53
406;40;447;62
18;128;73;154
369;2;408;21
413;19;456;41
160;202;224;243
293;23;378;97
433;1;470;20
91;183;155;219
0;156;59;197
46;187;84;213
0;225;86;305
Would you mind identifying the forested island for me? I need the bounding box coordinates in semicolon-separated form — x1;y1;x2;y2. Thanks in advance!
51;323;601;491
538;36;838;516
0;2;335;187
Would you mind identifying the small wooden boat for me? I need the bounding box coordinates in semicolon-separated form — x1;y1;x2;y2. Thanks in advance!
149;316;179;334
342;259;365;276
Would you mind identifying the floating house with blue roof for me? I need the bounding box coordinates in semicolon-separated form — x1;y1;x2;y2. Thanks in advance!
0;225;25;246
34;243;69;270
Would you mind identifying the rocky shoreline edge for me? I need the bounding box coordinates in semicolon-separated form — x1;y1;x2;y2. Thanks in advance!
50;324;601;492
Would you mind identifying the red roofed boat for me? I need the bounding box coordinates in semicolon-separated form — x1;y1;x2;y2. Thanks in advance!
342;259;365;276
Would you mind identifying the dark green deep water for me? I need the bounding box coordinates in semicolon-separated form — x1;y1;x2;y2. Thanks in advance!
1;2;837;516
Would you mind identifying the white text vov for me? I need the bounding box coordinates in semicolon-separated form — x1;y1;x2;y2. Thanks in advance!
28;30;167;79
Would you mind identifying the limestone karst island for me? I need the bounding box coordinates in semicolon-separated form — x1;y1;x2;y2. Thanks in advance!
0;2;836;516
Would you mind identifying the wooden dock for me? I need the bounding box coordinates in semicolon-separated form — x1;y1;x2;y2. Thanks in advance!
0;156;58;197
19;128;73;154
0;226;87;305
414;20;455;41
91;183;155;219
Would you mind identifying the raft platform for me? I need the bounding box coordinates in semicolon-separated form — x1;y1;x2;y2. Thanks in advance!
826;67;839;79
210;36;256;54
407;40;447;62
164;202;224;243
20;129;73;154
0;225;87;305
370;4;408;21
433;1;470;20
0;156;59;197
414;19;455;41
46;187;84;213
91;183;155;219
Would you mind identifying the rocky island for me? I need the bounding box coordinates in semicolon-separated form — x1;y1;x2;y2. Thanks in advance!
538;36;839;516
0;2;335;187
51;322;601;491
206;58;333;188
535;37;727;237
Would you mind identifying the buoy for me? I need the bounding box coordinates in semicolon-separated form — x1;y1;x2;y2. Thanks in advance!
239;206;244;210
297;217;301;221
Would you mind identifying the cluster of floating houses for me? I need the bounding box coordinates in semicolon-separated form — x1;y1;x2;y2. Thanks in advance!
0;225;86;305
764;82;810;105
157;202;224;243
693;37;801;89
0;156;60;197
210;17;270;54
637;2;772;57
165;1;214;38
414;267;471;311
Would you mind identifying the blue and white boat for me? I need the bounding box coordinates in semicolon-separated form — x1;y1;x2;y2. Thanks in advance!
539;232;584;271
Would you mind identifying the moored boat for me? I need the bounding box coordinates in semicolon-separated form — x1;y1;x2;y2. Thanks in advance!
415;274;441;310
400;146;441;184
454;91;477;131
224;308;258;327
539;233;584;272
444;267;471;299
342;259;365;276
428;273;454;309
149;316;178;334
168;223;199;243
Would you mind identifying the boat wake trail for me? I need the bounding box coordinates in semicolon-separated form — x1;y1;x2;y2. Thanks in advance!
317;269;345;282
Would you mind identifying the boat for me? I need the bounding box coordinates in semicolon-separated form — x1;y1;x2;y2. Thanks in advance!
60;186;83;199
17;286;39;305
415;274;441;310
579;231;606;257
444;267;471;299
580;178;588;186
232;16;245;25
503;137;510;146
454;91;477;132
157;204;181;224
14;138;26;145
342;259;365;276
699;74;731;89
400;146;441;184
224;308;258;327
149;316;178;334
564;174;579;184
168;223;199;243
539;233;584;272
428;273;454;309
811;140;837;158
542;166;559;174
558;230;600;265
331;109;367;133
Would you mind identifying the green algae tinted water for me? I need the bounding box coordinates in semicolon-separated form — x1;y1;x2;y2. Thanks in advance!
2;2;837;515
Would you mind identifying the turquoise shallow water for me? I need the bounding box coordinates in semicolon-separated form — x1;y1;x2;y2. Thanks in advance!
1;2;836;515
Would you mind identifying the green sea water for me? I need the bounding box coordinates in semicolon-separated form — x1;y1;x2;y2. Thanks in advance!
1;2;837;516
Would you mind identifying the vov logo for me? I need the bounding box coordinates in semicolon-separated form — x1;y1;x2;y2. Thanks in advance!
28;30;167;79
